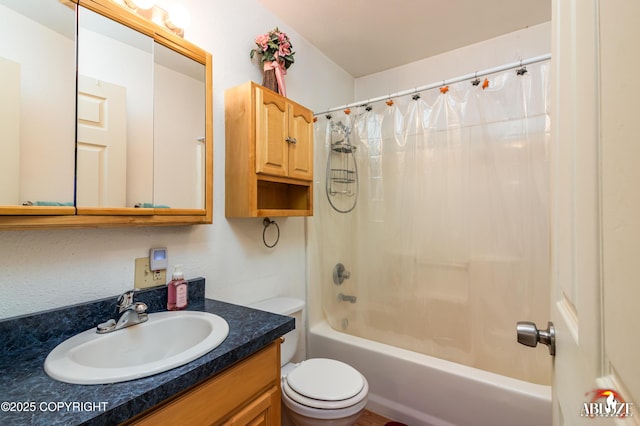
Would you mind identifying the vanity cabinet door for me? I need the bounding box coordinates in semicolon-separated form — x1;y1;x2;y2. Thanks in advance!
221;386;279;426
125;341;281;426
256;88;289;178
286;101;314;181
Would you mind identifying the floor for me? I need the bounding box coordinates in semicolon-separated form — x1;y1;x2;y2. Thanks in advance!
355;409;394;426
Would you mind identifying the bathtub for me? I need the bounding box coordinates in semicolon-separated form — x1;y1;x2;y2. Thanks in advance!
308;321;551;426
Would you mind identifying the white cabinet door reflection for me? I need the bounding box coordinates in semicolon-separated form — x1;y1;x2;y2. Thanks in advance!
76;76;127;207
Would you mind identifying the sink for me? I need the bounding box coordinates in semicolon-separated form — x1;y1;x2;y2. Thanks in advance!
44;311;229;384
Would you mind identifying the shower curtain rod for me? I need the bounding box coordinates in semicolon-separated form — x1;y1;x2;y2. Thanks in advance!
314;53;551;116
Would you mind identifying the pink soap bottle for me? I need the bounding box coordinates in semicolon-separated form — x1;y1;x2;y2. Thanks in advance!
167;264;188;311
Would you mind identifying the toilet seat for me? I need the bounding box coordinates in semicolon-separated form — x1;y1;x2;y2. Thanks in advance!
283;358;367;410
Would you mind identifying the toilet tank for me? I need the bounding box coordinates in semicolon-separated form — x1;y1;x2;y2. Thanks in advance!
250;297;304;366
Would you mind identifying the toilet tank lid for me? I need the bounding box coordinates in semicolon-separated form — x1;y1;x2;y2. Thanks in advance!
250;297;304;315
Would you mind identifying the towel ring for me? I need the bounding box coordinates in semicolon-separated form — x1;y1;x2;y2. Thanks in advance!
262;218;280;248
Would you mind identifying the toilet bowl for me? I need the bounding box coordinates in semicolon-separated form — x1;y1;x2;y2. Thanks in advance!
250;298;368;426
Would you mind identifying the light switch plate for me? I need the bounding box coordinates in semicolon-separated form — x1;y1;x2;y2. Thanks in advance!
134;257;166;289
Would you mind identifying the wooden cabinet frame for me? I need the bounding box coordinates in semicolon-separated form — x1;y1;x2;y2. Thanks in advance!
0;0;213;230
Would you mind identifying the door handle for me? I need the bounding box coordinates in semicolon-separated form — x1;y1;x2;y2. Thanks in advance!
286;136;297;144
516;321;555;356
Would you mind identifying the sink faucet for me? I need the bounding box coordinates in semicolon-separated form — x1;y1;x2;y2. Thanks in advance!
96;291;148;334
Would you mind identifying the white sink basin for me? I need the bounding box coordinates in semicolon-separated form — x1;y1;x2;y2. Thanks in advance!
44;311;229;384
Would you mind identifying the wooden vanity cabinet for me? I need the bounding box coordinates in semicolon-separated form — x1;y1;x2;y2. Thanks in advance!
125;341;281;426
225;82;314;217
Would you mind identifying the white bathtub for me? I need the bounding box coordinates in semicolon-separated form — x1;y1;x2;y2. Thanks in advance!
308;321;551;426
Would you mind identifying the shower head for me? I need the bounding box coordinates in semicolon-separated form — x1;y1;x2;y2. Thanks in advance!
331;121;351;139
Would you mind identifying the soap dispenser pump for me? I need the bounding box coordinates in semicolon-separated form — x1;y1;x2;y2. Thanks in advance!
167;264;188;311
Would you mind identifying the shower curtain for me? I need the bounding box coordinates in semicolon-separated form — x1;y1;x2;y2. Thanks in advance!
313;61;551;385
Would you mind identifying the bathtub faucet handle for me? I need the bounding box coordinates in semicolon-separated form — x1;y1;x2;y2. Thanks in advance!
333;263;351;285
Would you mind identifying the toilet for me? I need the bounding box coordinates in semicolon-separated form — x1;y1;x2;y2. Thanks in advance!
250;297;369;426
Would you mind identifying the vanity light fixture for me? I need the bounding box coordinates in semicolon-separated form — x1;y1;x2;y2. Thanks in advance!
165;4;191;33
124;0;154;9
120;0;191;37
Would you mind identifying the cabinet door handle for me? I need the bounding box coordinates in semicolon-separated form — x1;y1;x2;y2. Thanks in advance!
286;137;297;144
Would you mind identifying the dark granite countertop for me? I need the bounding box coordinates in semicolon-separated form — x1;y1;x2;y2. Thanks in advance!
0;278;294;425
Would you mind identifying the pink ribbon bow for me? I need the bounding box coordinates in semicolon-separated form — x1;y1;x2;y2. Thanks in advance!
264;60;287;97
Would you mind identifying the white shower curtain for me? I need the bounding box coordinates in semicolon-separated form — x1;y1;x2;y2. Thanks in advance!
314;61;551;385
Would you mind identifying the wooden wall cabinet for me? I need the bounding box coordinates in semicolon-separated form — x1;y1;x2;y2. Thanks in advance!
225;82;313;217
126;341;281;426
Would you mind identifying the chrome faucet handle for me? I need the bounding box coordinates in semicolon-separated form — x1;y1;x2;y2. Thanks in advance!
96;319;117;333
131;301;148;313
116;290;135;313
97;291;148;334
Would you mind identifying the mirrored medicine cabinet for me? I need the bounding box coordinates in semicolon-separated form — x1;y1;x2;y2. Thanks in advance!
0;0;212;230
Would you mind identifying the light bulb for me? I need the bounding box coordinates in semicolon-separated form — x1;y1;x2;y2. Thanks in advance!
130;0;154;9
167;4;191;30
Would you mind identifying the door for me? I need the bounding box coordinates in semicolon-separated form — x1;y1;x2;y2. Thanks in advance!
287;102;314;181
76;75;127;207
221;387;279;426
255;86;288;178
550;1;639;424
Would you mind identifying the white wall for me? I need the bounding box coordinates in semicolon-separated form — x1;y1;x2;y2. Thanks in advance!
355;22;551;101
0;0;353;320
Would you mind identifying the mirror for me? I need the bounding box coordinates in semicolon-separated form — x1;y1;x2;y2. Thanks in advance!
0;0;212;229
77;6;154;209
0;0;76;208
153;42;206;210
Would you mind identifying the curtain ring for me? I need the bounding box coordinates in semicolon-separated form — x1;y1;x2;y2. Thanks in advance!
472;71;481;86
262;217;280;248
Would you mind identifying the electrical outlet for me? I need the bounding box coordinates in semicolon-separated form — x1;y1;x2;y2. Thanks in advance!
134;257;167;289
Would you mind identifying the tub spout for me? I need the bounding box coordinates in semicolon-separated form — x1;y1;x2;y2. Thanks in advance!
338;293;357;303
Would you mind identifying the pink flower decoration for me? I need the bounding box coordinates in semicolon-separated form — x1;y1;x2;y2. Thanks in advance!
255;34;269;49
249;27;295;70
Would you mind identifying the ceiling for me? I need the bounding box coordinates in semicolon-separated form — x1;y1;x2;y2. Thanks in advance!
257;0;551;77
